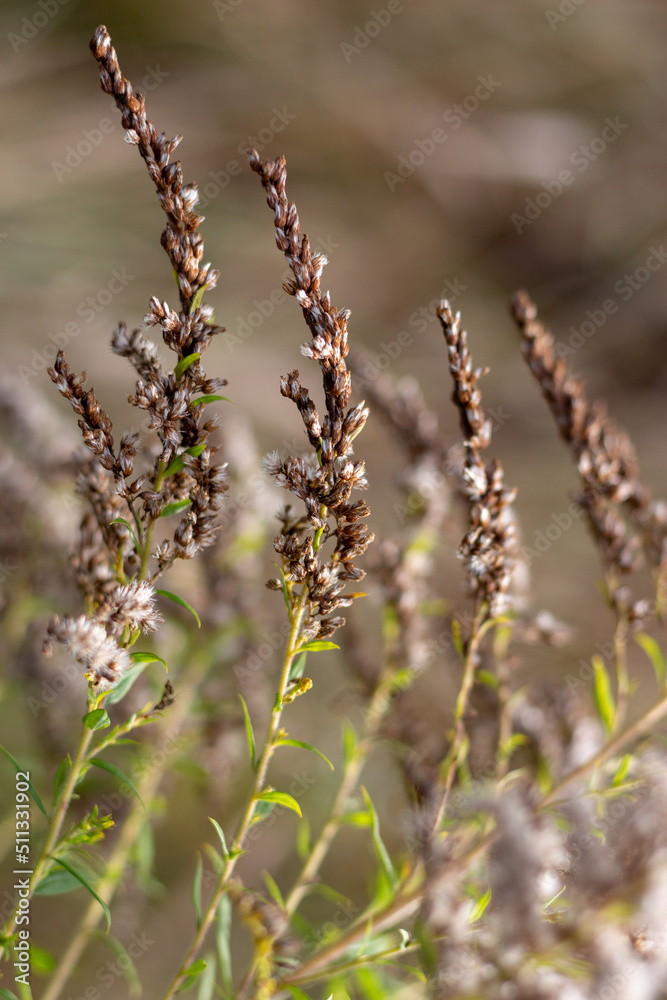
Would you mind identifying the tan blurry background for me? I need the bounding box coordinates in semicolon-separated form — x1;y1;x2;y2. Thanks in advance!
3;0;667;989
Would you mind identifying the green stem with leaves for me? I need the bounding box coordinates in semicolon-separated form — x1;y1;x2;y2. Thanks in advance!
160;587;311;1000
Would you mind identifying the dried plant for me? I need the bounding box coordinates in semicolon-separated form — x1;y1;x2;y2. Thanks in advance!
5;25;667;1000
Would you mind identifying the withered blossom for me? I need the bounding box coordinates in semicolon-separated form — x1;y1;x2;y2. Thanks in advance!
43;615;130;693
248;150;373;639
512;290;667;610
438;301;520;617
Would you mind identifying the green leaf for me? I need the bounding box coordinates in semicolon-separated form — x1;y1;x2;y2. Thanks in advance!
288;651;308;683
451;618;464;660
48;856;110;930
160;499;192;518
29;944;56;974
52;757;69;805
106;653;167;707
89;758;146;816
592;655;616;732
163;444;207;477
215;895;233;993
296;816;311;860
276;737;334;770
131;651;168;668
256;790;302;818
178;958;207;992
208;817;230;860
362;787;397;889
469;886;492;923
340;810;371;827
0;989;20;999
189;284;208;315
0;745;47;817
239;695;256;769
295;640;340;654
155;589;201;628
477;669;500;691
342;720;358;766
635;632;666;689
109;517;140;553
174;351;200;379
83;709;110;731
262;870;285;907
192;854;203;929
190;394;231;408
497;733;528;763
612;753;632;787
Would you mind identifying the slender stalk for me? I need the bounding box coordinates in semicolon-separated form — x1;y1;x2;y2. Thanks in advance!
0;723;95;955
159;589;310;1000
284;672;396;916
40;642;204;1000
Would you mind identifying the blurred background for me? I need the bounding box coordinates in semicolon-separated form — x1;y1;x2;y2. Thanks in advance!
2;0;667;993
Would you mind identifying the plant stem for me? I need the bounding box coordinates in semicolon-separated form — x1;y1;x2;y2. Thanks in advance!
159;588;310;1000
40;644;203;1000
0;723;95;956
283;672;396;917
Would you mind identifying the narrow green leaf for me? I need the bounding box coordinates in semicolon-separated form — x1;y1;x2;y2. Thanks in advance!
190;394;231;408
130;651;168;668
451;618;464;660
296;816;310;860
27;945;55;973
469;886;492;923
635;632;666;688
592;655;616;732
174;351;201;379
215;895;233;993
178;958;207;992
83;709;110;731
262;870;285;908
257;790;302;818
89;758;146;815
34;866;83;896
362;787;397;889
0;989;20;999
288;651;308;682
208;817;230;861
189;284;209;315
612;753;632;787
342;720;358;766
49;856;110;930
106;653;167;707
340;810;371;827
192;854;203;929
0;745;47;817
295;640;340;654
239;695;256;769
163;444;207;477
52;757;69;805
477;669;500;691
272;563;291;615
109;517;140;553
251;798;277;824
497;733;528;763
155;589;201;628
276;737;334;770
160;499;192;518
